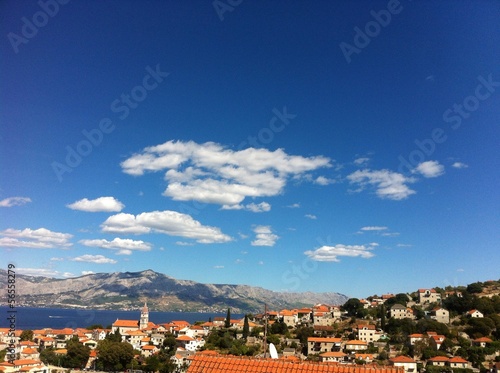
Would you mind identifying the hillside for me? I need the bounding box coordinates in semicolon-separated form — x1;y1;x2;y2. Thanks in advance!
0;269;348;313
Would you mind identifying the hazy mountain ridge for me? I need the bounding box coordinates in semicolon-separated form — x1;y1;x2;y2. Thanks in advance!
0;269;348;313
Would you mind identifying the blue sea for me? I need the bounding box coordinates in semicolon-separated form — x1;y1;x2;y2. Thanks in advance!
0;307;240;330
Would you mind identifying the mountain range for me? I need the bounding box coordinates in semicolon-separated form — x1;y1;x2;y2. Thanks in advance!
0;269;348;313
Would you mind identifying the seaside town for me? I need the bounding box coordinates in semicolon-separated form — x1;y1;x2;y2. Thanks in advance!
1;281;499;373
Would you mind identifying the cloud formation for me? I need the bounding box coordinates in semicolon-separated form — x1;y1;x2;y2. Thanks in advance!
221;201;271;212
71;254;117;264
79;237;152;255
360;226;388;231
251;225;279;247
67;197;125;212
415;161;445;178
452;162;468;169
0;228;72;249
0;197;32;207
121;140;331;208
101;210;232;243
347;169;416;200
304;243;377;262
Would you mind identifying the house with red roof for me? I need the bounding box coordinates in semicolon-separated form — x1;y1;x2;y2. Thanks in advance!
426;356;449;367
418;289;441;305
344;340;368;352
307;337;342;355
320;351;346;363
389;356;417;373
467;309;484;318
448;356;470;369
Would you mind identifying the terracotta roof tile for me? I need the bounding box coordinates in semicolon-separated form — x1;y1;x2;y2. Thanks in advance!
187;354;404;373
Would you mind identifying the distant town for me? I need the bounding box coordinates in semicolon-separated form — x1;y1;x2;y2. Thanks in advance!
1;280;499;373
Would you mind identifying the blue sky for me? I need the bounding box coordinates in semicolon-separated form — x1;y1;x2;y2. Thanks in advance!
1;0;499;299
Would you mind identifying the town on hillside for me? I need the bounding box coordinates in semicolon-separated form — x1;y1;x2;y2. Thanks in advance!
1;280;499;373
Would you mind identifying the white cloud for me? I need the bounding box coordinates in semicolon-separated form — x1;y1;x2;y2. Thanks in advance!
121;140;331;206
305;214;317;220
314;176;335;185
287;203;300;208
397;244;412;247
79;238;152;255
175;241;194;246
251;225;279;247
214;265;224;269
452;162;468;169
415;161;445;178
0;228;73;249
360;226;388;231
0;197;31;207
16;268;60;277
71;254;117;264
347;169;416;200
50;257;65;261
67;197;125;212
354;157;370;166
381;232;400;237
304;243;377;262
82;271;95;275
221;201;271;213
101;210;232;243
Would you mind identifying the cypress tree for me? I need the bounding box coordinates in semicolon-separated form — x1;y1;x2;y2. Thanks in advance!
242;314;250;339
225;308;231;328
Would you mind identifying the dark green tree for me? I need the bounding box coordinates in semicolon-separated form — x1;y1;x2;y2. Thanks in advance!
97;339;134;371
106;329;122;342
39;348;58;366
242;315;250;339
20;330;34;341
379;304;386;331
467;282;483;294
225;308;231;328
342;298;364;317
63;337;90;369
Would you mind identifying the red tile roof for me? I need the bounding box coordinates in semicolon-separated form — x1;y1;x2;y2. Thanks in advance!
187;354;404;373
448;357;469;363
390;356;416;363
113;320;139;327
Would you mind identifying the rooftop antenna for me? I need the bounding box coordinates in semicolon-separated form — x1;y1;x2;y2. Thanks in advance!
263;304;268;358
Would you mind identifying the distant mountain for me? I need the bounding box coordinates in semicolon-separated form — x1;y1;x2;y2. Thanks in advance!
0;269;348;313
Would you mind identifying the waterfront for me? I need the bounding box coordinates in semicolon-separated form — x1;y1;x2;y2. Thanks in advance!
0;306;241;329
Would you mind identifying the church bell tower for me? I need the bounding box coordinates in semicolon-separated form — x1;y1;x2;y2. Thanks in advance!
140;302;149;330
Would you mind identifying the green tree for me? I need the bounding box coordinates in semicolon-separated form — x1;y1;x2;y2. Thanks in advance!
225;308;231;328
97;339;134;371
242;315;250;339
63;337;90;369
467;282;483;294
379;304;386;331
162;333;177;355
20;330;34;341
40;348;58;366
342;298;364;317
106;329;122;342
385;294;410;308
